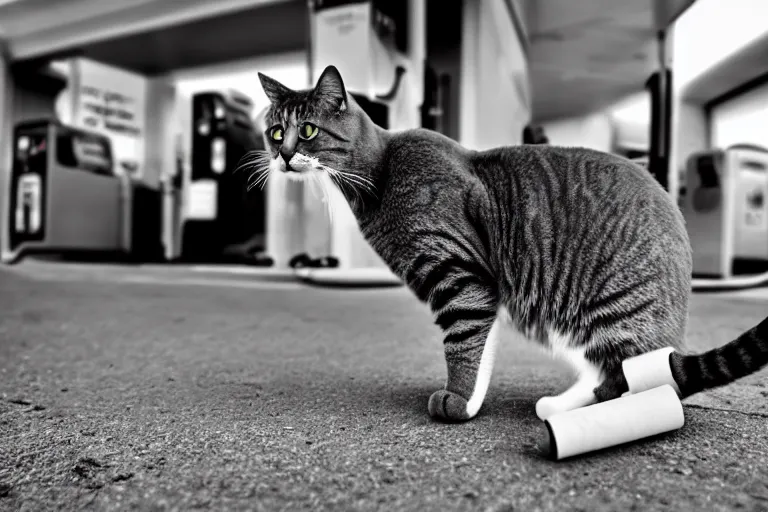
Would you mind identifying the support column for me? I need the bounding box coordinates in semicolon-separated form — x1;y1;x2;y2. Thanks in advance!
646;27;674;192
143;76;177;260
458;0;479;149
0;40;14;262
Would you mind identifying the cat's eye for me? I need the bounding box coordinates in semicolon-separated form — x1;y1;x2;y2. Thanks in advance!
269;126;284;143
298;122;319;141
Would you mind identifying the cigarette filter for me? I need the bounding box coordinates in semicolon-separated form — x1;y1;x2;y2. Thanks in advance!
539;385;684;460
622;347;681;396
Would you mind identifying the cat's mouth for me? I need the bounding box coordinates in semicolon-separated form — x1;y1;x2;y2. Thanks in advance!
270;153;312;176
284;163;302;174
285;153;320;174
270;154;317;183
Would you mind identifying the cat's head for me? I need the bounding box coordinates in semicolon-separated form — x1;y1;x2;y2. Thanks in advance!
246;65;385;207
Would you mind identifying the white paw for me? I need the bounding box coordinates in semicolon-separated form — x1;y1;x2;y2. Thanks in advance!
535;396;566;421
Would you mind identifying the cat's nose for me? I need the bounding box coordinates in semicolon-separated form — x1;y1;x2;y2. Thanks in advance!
280;152;299;172
279;147;295;164
280;128;298;164
279;151;298;172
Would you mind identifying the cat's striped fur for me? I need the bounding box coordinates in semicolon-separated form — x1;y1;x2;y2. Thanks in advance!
251;65;768;422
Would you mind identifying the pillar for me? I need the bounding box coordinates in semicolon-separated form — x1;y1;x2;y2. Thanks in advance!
144;76;178;259
0;39;14;262
646;27;674;193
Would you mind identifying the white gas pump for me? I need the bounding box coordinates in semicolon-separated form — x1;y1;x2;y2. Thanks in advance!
683;145;768;286
290;0;423;284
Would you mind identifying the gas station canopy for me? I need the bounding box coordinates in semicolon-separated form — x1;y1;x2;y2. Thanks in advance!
0;0;695;121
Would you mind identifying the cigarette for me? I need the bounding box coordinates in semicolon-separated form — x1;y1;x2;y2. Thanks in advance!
538;385;685;460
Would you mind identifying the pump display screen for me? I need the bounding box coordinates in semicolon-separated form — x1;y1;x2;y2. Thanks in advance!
56;131;114;176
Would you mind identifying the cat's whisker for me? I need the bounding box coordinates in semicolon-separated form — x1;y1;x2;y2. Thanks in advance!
247;166;270;187
343;177;364;205
259;171;272;191
247;165;271;192
324;168;348;195
324;168;354;204
334;170;375;204
331;169;378;199
254;171;271;191
234;150;271;174
239;163;271;182
247;165;268;179
321;166;368;203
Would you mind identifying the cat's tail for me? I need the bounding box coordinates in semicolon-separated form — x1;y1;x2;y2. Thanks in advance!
669;315;768;398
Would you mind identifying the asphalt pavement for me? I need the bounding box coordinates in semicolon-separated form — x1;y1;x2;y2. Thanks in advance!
1;261;767;511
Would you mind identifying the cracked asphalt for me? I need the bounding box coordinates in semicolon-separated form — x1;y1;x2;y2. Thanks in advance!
1;260;767;511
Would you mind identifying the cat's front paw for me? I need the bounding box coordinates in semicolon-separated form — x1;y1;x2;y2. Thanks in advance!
428;389;472;422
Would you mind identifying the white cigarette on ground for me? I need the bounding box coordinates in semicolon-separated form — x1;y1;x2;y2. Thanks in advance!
622;347;682;396
537;385;685;461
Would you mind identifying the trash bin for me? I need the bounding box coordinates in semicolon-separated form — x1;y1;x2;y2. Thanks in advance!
682;144;768;278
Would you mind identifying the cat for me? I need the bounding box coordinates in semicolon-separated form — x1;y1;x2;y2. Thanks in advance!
242;65;768;423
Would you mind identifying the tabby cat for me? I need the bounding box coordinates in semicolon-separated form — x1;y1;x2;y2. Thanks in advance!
244;65;768;422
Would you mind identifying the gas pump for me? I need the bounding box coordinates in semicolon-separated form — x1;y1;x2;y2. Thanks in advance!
4;119;126;263
180;89;268;263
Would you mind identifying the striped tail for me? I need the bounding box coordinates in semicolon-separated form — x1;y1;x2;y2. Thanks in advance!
669;316;768;398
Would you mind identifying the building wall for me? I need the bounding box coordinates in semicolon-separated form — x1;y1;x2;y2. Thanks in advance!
710;83;768;150
540;112;615;152
673;0;768;90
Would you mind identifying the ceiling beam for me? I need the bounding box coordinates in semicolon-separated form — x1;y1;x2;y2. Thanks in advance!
7;0;291;62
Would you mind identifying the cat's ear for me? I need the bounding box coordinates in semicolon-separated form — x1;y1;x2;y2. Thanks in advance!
313;65;347;111
258;72;292;104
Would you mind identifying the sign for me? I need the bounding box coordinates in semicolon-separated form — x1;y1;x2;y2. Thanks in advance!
70;58;147;180
79;86;141;137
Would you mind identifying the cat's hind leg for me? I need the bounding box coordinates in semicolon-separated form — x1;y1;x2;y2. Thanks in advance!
592;365;629;403
535;330;604;420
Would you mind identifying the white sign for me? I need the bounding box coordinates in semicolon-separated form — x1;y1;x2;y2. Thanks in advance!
186;180;217;220
71;58;147;179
